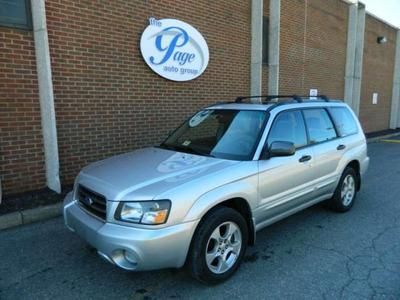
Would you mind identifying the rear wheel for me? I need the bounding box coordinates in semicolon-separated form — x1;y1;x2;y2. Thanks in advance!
187;206;248;285
329;167;358;212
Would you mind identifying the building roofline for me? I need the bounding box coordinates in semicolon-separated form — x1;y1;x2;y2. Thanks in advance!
339;0;399;30
340;0;357;5
365;11;399;31
340;0;400;30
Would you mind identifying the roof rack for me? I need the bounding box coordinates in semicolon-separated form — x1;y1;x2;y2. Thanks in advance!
235;94;330;104
235;95;302;103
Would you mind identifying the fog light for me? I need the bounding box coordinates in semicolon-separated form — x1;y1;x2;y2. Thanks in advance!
124;250;137;264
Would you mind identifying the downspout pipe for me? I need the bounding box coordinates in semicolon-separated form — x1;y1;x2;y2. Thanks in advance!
344;3;358;107
352;3;366;116
268;0;280;95
250;0;263;102
31;0;61;193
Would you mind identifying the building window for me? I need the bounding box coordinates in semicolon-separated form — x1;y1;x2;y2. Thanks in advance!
0;0;32;30
262;16;269;64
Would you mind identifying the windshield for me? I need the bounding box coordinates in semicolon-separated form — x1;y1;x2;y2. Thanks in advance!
160;109;268;160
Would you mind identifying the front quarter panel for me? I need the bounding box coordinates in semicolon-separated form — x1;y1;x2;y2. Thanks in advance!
154;161;259;225
181;166;259;223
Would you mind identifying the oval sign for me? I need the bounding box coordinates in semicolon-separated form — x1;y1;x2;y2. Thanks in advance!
140;18;209;81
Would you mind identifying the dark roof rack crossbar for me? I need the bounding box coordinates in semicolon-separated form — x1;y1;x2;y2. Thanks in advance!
235;95;302;103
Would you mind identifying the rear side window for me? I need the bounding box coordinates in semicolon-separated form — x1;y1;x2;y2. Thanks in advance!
267;110;307;148
303;109;337;144
329;107;358;137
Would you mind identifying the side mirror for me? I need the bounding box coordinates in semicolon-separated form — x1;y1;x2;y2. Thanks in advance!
268;141;296;157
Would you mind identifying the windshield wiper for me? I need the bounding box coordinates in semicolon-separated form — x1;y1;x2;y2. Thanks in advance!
158;143;178;151
159;143;214;158
184;145;215;158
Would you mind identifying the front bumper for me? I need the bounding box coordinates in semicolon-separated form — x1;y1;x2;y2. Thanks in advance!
63;192;198;271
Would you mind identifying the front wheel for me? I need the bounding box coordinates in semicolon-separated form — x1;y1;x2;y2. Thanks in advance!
187;206;248;285
328;167;358;212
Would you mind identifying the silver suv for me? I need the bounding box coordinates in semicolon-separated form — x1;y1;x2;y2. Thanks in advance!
63;95;369;284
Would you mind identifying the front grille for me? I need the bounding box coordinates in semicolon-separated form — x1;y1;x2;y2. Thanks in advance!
77;185;107;220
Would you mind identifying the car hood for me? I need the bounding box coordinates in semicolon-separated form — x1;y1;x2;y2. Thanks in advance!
78;147;240;200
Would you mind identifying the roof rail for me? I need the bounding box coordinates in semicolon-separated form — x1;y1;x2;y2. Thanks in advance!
235;95;302;103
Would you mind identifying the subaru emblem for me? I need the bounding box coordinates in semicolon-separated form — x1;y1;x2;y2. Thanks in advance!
83;196;93;206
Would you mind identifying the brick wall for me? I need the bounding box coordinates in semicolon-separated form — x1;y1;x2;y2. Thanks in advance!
1;0;398;196
279;0;348;99
359;15;397;133
45;0;251;187
0;28;45;194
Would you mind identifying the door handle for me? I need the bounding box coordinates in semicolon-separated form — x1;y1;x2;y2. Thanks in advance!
299;155;312;163
337;144;346;150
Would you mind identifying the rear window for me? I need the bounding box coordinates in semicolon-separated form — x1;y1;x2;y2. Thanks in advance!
329;107;358;137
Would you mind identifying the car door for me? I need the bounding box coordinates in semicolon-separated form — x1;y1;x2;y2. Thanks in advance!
302;108;342;197
256;110;316;225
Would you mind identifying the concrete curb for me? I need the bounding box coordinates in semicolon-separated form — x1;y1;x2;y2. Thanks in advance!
1;132;399;231
367;132;400;143
0;202;62;231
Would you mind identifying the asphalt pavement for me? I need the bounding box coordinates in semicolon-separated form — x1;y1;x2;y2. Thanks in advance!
0;139;399;300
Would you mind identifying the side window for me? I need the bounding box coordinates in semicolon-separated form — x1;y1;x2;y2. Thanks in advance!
303;109;337;144
267;110;307;148
329;107;358;137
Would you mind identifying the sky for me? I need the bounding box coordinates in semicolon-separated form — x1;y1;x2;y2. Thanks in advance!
352;0;400;28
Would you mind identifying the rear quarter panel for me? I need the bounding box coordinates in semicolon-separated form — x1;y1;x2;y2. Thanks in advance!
333;105;369;188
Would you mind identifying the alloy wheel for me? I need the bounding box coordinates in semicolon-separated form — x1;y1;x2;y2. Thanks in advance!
205;221;242;274
341;174;356;206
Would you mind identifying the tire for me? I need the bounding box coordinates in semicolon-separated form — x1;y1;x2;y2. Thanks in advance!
329;167;358;212
187;206;248;285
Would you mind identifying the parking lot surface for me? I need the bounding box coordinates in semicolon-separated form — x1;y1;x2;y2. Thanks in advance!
0;139;399;300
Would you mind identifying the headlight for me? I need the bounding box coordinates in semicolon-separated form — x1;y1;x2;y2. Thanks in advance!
115;201;171;225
